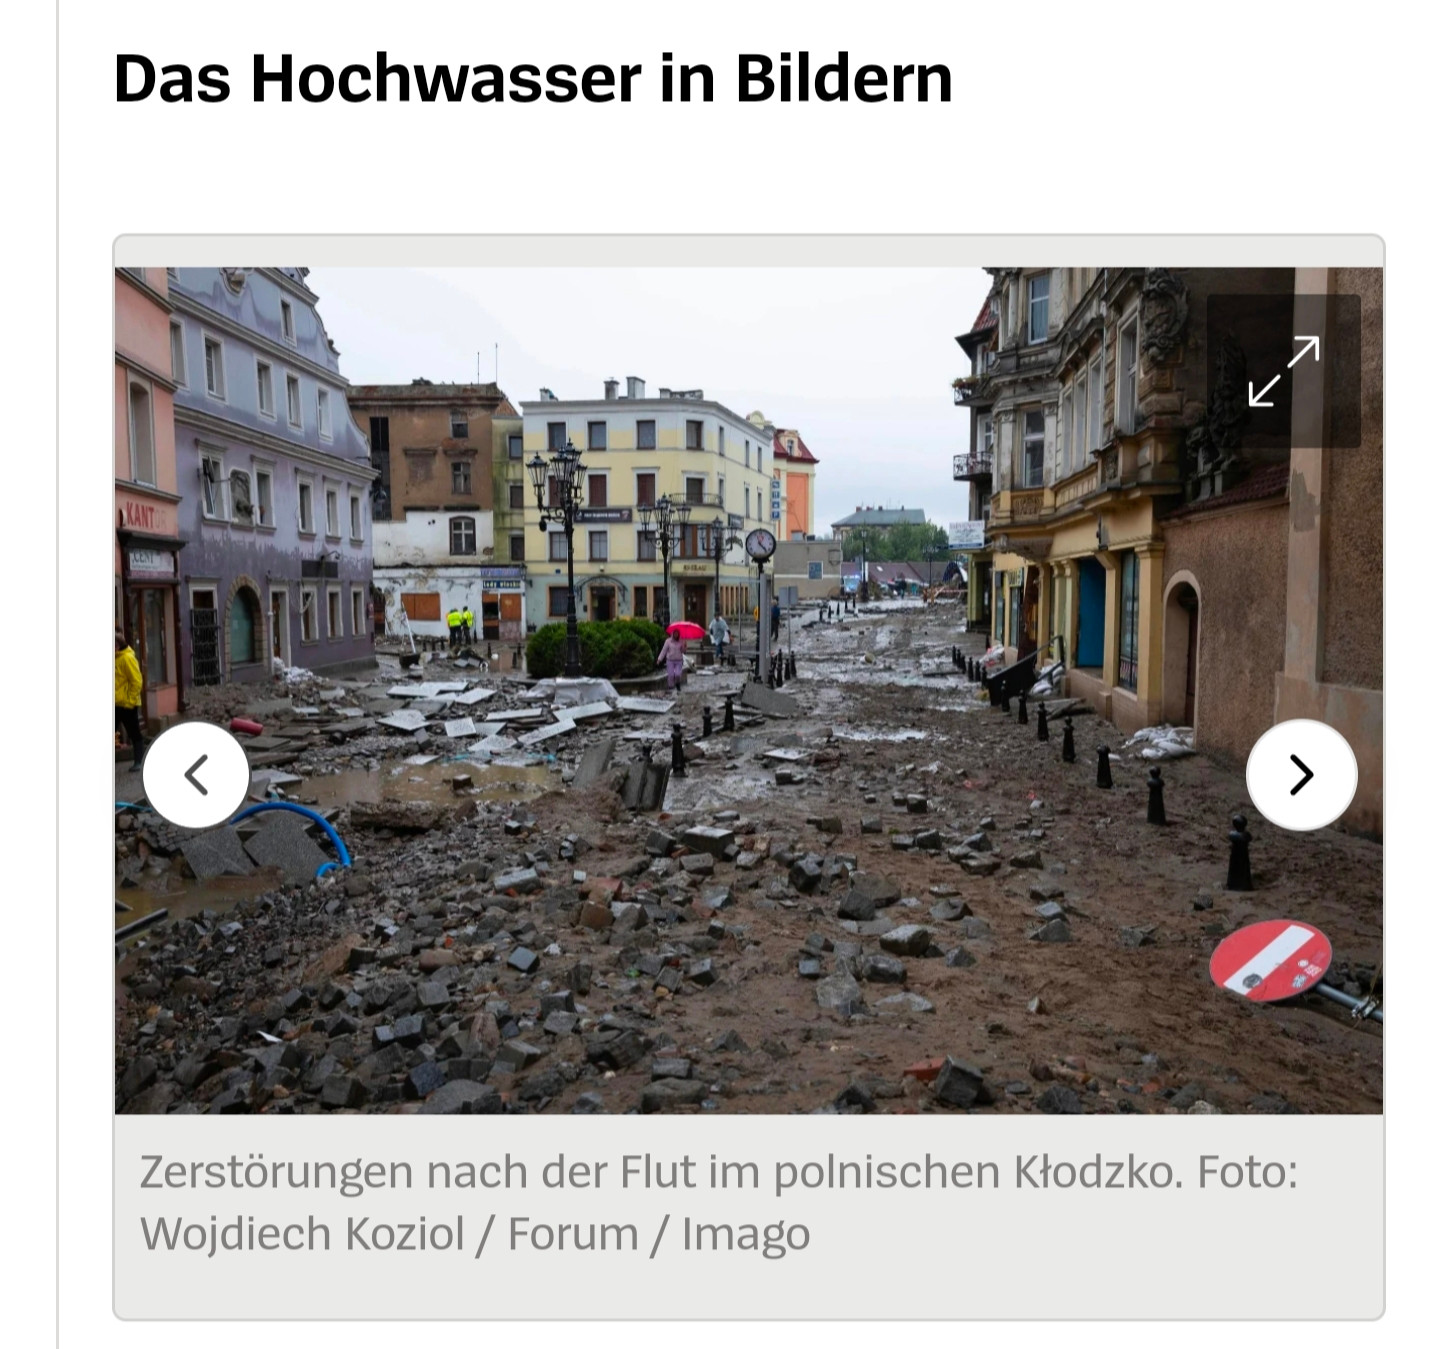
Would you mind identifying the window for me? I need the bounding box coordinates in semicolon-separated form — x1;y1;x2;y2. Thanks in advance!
547;421;567;451
256;361;274;416
1028;272;1050;344
634;587;648;617
508;433;524;459
547;476;562;508
1075;373;1088;466
298;479;314;533
255;469;273;526
685;419;704;450
452;460;472;494
317;388;332;440
744;442;750;468
349;494;362;540
286;373;302;427
509;533;525;562
128;380;155;485
323;488;338;537
1022;410;1045;488
717;475;725;506
745;484;750;518
508;482;525;510
589;530;608;562
1088;354;1103;451
588;421;607;451
549;531;568;561
548;587;569;617
351;588;364;636
1118;550;1140;691
684;476;704;504
636;472;656;507
718;427;725;457
450;516;477;555
1062;393;1075;475
169;321;186;386
201;453;225;519
1118;319;1139;435
280;298;295;344
636;419;656;450
203;336;225;398
636;530;657;562
450;411;469;438
588;474;607;507
300;586;318;642
982;416;995;456
327;588;342;639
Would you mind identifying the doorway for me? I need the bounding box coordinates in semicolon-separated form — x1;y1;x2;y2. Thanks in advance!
228;585;262;669
683;584;706;626
592;587;615;622
1076;557;1106;668
1162;578;1200;728
270;589;290;669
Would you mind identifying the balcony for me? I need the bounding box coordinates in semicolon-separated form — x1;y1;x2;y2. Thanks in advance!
952;376;983;405
953;451;994;482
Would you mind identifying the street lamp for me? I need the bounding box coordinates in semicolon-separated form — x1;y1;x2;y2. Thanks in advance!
708;519;742;622
529;438;585;677
636;493;692;630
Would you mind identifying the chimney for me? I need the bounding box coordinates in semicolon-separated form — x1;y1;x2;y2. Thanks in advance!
604;378;619;401
539;387;556;401
626;376;645;400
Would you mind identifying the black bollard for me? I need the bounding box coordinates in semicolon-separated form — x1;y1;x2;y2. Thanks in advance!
1037;701;1049;741
512;646;520;669
670;723;687;777
1061;715;1076;763
775;654;785;688
787;651;796;678
487;642;493;660
702;705;713;738
766;658;775;689
1225;813;1254;891
722;694;735;733
1000;689;1011;714
1096;744;1113;789
1017;690;1028;725
1147;766;1167;825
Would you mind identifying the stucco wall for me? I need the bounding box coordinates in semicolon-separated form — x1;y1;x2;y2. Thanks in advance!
1320;268;1383;690
1161;500;1288;768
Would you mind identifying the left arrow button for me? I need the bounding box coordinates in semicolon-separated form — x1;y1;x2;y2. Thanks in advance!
184;754;210;795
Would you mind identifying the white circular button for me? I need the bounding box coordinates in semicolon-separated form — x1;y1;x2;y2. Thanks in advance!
141;722;252;829
1245;718;1358;832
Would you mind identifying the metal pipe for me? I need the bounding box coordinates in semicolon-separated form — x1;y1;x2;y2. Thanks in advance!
115;908;169;943
1312;982;1383;1024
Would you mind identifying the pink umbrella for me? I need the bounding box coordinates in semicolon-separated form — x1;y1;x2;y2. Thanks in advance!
666;621;706;641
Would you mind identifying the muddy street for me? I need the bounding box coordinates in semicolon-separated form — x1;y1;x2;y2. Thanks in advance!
114;600;1382;1117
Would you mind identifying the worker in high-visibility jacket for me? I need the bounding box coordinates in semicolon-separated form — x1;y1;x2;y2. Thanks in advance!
446;608;462;649
462;605;475;644
114;628;146;771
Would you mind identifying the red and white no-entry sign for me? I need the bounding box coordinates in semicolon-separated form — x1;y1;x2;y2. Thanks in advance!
1209;919;1333;1003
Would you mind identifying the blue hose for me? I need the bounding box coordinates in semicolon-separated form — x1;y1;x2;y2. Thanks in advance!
115;801;152;812
230;802;352;879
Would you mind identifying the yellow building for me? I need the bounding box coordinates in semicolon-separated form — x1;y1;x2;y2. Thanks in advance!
519;378;776;628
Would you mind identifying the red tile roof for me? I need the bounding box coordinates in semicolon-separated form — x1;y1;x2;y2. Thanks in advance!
1165;462;1290;520
967;293;998;336
773;428;819;464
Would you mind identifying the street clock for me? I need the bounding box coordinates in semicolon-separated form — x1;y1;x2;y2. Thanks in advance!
745;527;777;562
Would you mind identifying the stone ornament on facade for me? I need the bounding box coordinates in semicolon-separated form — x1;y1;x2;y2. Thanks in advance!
1140;269;1189;362
221;267;251;295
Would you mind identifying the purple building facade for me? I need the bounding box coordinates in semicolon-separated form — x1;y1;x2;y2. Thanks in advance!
169;267;377;685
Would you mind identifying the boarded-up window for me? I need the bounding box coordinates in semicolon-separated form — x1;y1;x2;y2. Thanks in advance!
401;592;441;621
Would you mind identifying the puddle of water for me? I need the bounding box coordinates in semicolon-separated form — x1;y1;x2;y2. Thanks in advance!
115;872;276;930
294;760;552;810
832;728;928;742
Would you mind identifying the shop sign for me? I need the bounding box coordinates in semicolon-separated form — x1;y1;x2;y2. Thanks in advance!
948;520;986;549
728;513;743;529
127;548;175;579
770;477;782;521
575;507;633;524
484;579;524;591
678;563;710;574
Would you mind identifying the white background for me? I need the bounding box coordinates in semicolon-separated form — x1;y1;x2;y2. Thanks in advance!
13;0;1433;1344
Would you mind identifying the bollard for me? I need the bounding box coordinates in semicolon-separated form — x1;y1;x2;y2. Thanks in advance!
1096;744;1113;789
766;658;775;689
786;651;796;678
1225;813;1253;891
775;654;786;688
1017;690;1028;725
512;646;520;669
1037;701;1049;741
1000;690;1011;714
702;706;713;738
723;694;735;733
1062;715;1076;763
1147;766;1167;825
487;643;493;660
670;723;687;777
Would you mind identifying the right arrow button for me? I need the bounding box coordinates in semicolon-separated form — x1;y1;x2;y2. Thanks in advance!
1289;754;1314;796
1246;719;1358;832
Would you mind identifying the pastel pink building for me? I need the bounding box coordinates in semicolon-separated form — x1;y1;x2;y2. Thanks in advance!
115;267;183;725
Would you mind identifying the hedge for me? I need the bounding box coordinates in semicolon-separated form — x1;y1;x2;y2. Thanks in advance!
526;617;668;680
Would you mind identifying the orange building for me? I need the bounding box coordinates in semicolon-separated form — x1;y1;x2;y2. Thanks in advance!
115;267;184;725
771;427;818;540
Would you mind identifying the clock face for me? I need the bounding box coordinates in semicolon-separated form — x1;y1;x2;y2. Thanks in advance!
745;528;776;561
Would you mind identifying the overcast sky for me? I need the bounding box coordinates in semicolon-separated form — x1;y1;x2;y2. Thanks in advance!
306;266;990;533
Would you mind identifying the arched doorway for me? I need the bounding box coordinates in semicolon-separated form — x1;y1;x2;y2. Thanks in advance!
1162;576;1200;728
227;584;263;671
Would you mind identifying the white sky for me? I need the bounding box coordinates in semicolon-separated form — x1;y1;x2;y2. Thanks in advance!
305;266;991;533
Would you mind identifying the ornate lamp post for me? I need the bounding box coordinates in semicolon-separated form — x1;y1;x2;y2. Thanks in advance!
636;493;692;630
528;438;585;677
709;519;741;621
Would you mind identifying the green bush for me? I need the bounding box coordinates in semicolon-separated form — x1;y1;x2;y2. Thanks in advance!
597;628;656;679
525;619;660;680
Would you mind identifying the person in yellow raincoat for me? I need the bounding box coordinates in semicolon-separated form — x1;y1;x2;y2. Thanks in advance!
115;628;146;771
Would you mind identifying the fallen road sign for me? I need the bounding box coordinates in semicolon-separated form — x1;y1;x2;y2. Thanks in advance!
1209;919;1332;1003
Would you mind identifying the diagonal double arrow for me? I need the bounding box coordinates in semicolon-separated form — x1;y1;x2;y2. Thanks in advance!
1248;335;1320;407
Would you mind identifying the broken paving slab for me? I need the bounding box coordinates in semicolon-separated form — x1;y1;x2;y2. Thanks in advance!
180;828;255;880
449;687;498;706
378;709;430;733
403;754;440;766
243;824;329;884
573;739;618;790
443;718;479;739
562;701;617;722
740;683;800;718
763;748;810;762
517;719;578;747
616;696;675;715
485;708;548;723
386;682;467;699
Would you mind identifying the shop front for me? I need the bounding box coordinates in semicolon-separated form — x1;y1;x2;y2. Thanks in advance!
116;492;185;726
479;566;526;642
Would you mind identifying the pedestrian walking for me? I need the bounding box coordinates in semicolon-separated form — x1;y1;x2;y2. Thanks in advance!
657;632;688;690
708;612;730;665
115;629;146;772
770;599;781;644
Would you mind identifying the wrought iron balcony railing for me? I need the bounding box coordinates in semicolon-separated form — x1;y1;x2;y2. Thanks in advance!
953;451;994;481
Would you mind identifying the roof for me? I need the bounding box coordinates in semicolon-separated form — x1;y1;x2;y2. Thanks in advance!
831;507;928;529
347;381;511;409
1165;462;1290;520
967;293;998;335
773;428;819;465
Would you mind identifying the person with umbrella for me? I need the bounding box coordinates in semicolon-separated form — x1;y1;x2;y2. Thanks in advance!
659;620;704;689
